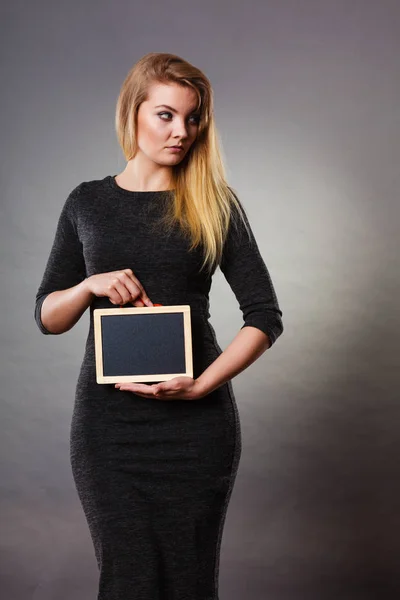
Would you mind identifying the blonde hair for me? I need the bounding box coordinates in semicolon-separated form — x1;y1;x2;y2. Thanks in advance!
115;52;250;274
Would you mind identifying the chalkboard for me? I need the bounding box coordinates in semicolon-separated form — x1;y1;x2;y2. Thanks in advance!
93;305;193;384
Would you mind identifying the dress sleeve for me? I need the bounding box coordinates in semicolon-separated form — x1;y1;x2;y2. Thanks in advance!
219;192;284;348
34;185;87;335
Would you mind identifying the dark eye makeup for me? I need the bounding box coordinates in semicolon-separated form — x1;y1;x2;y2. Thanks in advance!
158;111;200;125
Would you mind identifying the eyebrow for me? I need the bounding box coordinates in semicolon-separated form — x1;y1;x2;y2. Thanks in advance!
154;104;199;114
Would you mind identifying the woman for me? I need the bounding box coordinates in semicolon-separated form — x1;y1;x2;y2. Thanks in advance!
34;52;284;600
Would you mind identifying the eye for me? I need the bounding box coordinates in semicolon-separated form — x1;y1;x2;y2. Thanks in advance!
158;112;200;125
158;111;173;121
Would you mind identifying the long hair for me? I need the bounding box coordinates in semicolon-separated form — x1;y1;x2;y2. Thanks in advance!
115;52;250;274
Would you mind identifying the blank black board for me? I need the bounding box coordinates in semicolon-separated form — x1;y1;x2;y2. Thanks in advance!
93;305;193;384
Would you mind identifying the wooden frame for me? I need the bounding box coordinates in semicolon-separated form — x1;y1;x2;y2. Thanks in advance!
93;305;193;384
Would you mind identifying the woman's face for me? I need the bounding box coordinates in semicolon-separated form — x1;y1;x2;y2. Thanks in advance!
136;82;201;165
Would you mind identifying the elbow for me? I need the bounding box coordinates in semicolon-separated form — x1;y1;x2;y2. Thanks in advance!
268;315;284;347
274;316;284;341
242;305;284;349
34;293;61;335
34;315;65;335
34;310;73;336
34;303;50;334
38;323;63;335
34;309;58;335
34;310;66;335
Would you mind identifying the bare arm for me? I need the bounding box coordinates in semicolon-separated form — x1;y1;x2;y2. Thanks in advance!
39;269;154;335
40;279;94;335
196;326;271;396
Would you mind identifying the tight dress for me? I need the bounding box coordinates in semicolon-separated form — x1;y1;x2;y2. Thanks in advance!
34;175;284;600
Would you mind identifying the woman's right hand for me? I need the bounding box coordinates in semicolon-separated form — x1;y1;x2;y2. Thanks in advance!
85;268;153;307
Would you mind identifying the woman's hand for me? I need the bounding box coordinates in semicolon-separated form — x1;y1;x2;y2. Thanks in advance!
114;376;206;401
85;268;153;307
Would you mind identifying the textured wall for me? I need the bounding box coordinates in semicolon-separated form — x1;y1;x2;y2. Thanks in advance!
1;1;400;598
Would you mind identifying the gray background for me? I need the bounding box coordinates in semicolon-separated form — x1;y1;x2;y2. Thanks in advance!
1;1;400;599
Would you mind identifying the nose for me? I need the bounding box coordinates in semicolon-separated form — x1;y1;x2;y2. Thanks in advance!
172;118;190;140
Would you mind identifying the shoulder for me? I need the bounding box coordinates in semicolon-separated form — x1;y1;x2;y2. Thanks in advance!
225;185;251;238
226;185;250;222
63;175;110;215
67;176;108;201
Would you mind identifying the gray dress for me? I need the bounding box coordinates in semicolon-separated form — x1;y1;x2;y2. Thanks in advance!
34;175;284;600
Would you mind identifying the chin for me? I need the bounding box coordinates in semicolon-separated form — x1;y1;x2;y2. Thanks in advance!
164;154;185;163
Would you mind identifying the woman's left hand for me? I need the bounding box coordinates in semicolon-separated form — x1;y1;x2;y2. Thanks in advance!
114;376;205;401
